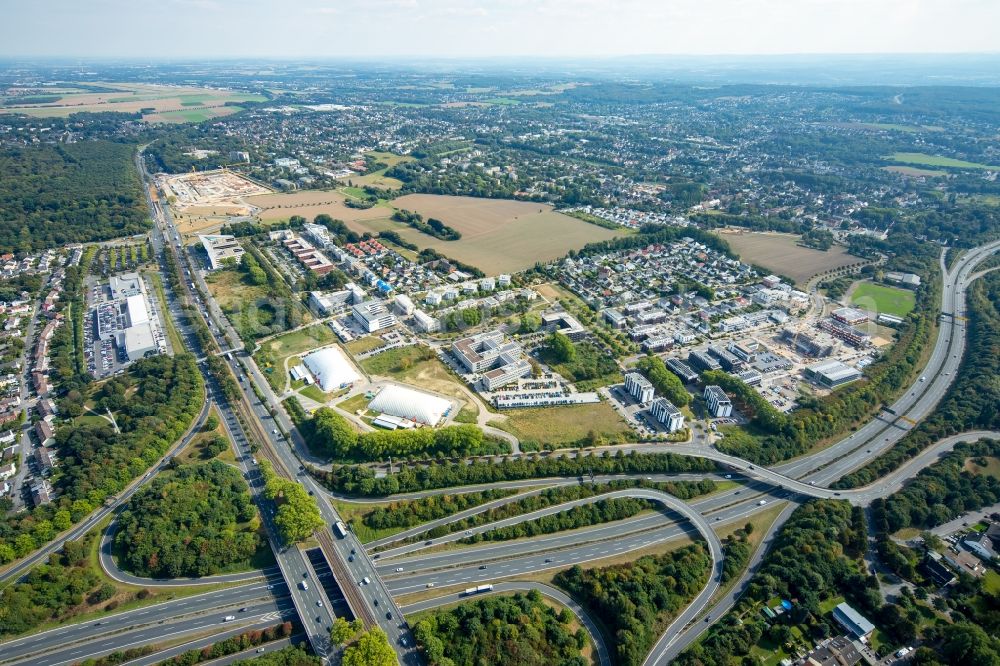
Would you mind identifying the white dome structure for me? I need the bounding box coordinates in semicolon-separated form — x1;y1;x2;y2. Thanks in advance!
303;347;361;392
368;384;451;426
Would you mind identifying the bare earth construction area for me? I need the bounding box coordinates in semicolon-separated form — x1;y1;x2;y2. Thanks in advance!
715;230;860;285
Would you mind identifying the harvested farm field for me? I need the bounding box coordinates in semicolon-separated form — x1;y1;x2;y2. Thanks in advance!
248;190;392;226
387;194;621;274
715;230;860;286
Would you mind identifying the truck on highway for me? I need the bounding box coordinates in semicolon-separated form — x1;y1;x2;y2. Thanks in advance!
333;521;349;538
463;584;494;596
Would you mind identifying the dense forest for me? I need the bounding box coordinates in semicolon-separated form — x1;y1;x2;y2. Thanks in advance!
115;462;261;578
311;450;718;497
412;591;588;666
309;407;507;462
0;141;148;253
0;354;204;565
555;543;712;666
836;270;1000;487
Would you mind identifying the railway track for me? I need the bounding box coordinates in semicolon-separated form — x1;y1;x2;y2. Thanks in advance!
227;374;378;629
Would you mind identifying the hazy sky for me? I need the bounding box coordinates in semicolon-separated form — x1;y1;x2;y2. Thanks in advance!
2;0;998;59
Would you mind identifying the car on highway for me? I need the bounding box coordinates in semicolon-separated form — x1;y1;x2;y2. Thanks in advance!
479;565;487;570
317;600;323;606
400;637;408;647
386;612;393;620
373;598;379;606
758;500;767;506
426;582;435;588
223;615;236;622
300;581;308;590
363;576;371;585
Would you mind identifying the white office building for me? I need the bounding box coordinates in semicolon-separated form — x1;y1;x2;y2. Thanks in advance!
650;398;685;432
624;371;655;404
703;385;733;418
352;300;397;333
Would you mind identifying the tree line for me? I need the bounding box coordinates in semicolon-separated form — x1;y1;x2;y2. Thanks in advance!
391;479;716;546
309;407;508;462
362;488;516;532
310;450;718;498
461;496;654;544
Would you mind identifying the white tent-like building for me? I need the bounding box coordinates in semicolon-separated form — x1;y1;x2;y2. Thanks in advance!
303;347;361;392
368;384;451;426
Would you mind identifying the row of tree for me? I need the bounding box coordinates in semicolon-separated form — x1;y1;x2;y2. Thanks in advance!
310;450;718;498
362;488;515;531
462;496;654;544
309;408;507;462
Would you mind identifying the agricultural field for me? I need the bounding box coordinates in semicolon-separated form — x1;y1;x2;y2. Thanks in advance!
882;165;947;178
849;281;916;318
389;194;621;274
248;189;393;226
886;152;1000;170
0;82;265;122
716;230;860;285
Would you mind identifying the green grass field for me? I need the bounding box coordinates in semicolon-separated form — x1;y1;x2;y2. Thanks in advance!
493;401;631;449
850;282;916;317
887;152;1000;170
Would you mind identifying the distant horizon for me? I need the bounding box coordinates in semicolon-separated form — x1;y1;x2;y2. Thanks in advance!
2;0;999;60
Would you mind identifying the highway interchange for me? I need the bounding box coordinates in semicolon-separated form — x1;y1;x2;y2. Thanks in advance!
0;169;997;666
